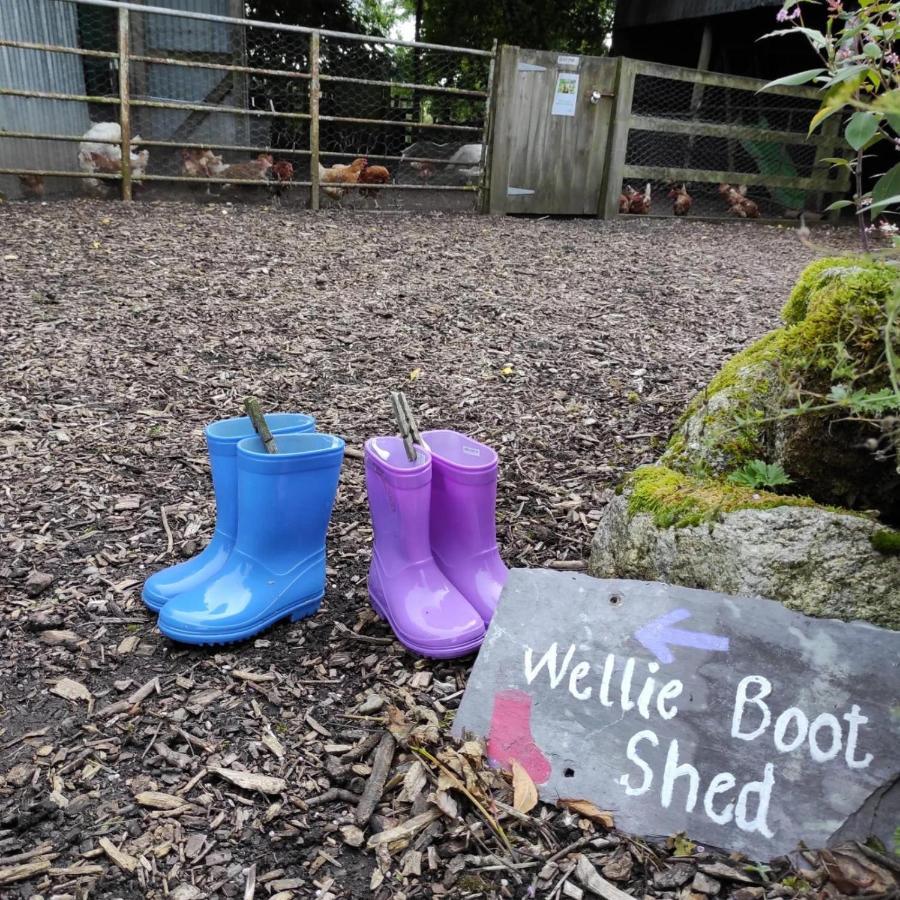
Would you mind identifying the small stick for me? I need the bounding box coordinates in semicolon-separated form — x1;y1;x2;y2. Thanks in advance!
399;392;424;448
355;731;396;825
390;391;416;462
244;396;278;454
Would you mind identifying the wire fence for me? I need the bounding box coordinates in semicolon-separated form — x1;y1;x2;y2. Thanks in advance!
610;60;847;220
0;0;495;210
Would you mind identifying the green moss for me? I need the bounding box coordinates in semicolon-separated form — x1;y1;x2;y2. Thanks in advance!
626;465;818;529
781;256;864;325
870;529;900;554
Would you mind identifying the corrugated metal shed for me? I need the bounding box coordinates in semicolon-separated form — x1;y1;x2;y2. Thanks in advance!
0;0;92;196
131;0;253;149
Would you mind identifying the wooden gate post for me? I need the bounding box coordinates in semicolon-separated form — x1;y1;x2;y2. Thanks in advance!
598;57;636;219
309;30;320;211
487;45;518;215
477;39;498;213
118;6;132;202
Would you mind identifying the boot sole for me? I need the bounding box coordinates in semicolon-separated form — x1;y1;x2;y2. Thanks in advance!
159;592;323;646
369;587;484;660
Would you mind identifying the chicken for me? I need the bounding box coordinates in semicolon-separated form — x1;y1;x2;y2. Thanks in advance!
180;148;226;179
628;182;652;215
358;162;390;207
18;174;45;200
719;183;759;219
269;159;294;204
317;157;367;205
618;188;633;214
668;183;692;216
78;122;149;194
221;153;273;185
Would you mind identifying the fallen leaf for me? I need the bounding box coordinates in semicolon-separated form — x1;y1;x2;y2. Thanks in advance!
431;789;459;819
50;678;92;703
366;809;442;849
39;630;81;646
409;367;422;380
208;766;285;794
511;759;538;813
558;798;615;829
398;759;427;803
98;837;138;873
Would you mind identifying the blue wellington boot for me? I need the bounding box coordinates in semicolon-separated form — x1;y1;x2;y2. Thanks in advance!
142;413;316;613
158;432;345;645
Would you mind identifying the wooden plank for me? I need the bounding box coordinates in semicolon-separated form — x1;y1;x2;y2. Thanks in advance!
622;163;836;191
628;57;819;100
599;57;636;218
478;40;498;213
488;45;518;215
628;114;831;146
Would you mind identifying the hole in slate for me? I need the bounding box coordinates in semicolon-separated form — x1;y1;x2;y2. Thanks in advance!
609;594;622;606
564;767;575;778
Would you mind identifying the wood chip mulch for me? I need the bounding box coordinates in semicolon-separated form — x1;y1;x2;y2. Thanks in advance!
0;200;878;899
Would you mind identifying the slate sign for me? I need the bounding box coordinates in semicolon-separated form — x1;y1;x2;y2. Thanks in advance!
454;569;900;860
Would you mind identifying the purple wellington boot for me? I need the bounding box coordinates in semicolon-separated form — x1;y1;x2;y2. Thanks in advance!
365;436;485;659
422;430;508;624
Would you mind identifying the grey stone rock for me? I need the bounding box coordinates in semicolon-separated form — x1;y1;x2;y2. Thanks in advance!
590;491;900;629
691;872;721;895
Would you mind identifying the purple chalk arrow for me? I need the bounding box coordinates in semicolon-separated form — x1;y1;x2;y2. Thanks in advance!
635;608;729;664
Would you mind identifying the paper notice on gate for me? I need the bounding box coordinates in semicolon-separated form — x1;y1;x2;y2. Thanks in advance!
551;73;579;117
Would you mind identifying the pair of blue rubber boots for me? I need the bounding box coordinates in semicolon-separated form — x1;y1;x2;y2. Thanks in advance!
142;414;345;645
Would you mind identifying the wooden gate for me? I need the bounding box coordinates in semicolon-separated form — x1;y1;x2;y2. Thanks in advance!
488;46;617;215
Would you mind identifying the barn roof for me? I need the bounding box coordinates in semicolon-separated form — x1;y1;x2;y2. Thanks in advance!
614;0;781;29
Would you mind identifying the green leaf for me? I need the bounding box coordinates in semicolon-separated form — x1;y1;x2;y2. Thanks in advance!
824;199;854;211
818;157;852;168
846;111;880;149
828;64;871;84
760;68;826;91
886;113;900;135
874;89;900;116
863;41;882;59
727;460;794;490
809;74;865;134
871;163;900;214
762;27;828;49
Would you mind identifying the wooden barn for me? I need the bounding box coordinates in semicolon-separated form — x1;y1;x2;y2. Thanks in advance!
611;0;824;81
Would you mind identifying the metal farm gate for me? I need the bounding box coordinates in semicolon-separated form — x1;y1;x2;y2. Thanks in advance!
0;0;495;209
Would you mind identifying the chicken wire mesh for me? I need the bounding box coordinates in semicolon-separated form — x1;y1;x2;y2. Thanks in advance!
0;0;493;209
620;71;831;220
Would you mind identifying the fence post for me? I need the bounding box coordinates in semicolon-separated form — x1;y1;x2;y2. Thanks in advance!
309;30;320;211
477;39;498;213
598;56;636;220
118;6;132;202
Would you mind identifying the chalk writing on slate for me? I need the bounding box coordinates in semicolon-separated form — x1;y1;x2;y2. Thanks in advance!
454;569;900;860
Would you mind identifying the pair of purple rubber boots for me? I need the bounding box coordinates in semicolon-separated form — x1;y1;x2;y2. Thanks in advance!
365;430;508;658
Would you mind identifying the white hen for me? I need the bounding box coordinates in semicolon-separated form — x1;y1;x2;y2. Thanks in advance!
78;122;149;192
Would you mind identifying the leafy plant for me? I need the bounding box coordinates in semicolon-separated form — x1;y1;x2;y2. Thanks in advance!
763;0;900;250
727;459;794;490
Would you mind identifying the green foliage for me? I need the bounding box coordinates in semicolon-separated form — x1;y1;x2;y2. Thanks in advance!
728;460;794;490
412;0;615;55
627;466;817;530
871;529;900;554
763;1;900;241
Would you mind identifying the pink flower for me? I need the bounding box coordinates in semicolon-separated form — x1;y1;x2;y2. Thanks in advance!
776;4;801;22
826;0;842;12
886;50;900;67
837;47;853;60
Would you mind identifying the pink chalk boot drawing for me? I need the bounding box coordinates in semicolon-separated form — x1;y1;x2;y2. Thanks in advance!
422;430;509;624
487;689;551;784
365;437;485;659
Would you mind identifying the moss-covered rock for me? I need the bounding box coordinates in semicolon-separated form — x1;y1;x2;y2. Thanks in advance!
589;467;900;629
661;257;900;518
